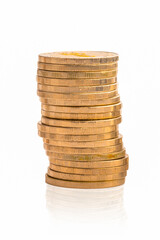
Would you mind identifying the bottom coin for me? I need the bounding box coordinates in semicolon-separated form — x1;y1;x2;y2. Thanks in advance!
49;155;129;168
45;174;125;189
47;168;127;181
49;163;128;174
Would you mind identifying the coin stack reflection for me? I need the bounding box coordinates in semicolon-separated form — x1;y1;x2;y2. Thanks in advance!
37;51;129;188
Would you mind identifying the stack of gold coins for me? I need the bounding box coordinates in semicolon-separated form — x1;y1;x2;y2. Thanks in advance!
37;51;129;189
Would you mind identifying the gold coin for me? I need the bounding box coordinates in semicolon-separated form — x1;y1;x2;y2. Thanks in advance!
49;163;128;175
44;143;123;154
43;135;122;148
37;76;117;86
45;174;125;189
41;116;122;128
38;122;118;135
49;155;129;168
38;130;119;141
47;168;127;181
46;149;126;160
41;110;121;120
40;95;120;107
39;51;119;65
41;102;122;114
37;90;118;100
37;69;117;79
38;62;118;72
38;83;117;93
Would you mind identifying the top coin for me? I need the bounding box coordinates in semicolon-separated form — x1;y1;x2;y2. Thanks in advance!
38;51;119;65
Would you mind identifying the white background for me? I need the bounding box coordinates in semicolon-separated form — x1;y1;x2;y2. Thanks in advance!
0;0;160;239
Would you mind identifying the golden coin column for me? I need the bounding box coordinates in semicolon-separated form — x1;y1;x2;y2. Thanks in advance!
37;51;129;189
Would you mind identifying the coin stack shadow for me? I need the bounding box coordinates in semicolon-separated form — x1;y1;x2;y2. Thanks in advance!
37;51;129;189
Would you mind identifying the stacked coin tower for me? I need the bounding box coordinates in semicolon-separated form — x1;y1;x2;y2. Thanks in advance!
37;51;129;189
